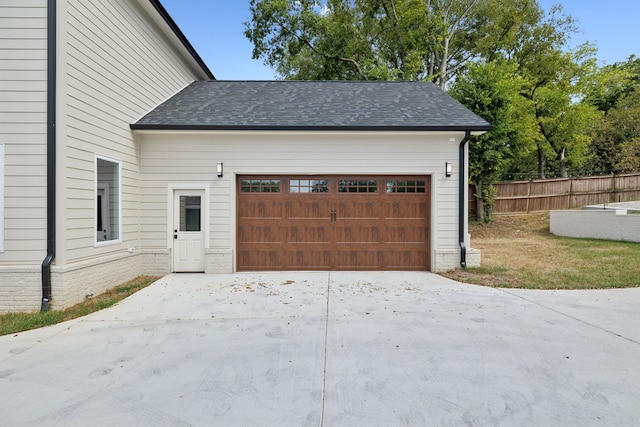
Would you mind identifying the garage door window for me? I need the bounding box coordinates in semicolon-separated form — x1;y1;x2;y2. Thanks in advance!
290;179;329;193
338;179;378;193
240;179;280;193
387;180;427;193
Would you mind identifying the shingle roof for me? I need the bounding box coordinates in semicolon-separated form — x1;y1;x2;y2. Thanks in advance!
131;80;492;131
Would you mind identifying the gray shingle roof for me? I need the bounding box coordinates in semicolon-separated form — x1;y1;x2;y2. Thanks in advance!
131;80;492;131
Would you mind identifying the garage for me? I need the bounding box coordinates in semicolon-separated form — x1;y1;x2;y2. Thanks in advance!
237;175;430;271
132;80;491;273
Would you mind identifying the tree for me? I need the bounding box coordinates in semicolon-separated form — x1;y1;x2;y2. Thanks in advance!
512;6;599;178
587;88;640;173
584;56;640;173
244;0;545;88
450;60;531;221
585;55;640;115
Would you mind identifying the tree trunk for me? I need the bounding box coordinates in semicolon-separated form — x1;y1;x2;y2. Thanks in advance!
439;36;449;90
558;147;568;178
537;144;546;179
475;180;485;223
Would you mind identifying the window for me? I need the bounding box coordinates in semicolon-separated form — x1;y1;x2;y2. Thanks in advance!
240;179;281;193
0;144;4;252
290;179;328;193
95;156;121;244
386;180;427;193
179;196;201;231
339;179;378;193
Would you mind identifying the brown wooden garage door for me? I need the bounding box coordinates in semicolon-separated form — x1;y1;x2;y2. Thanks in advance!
237;176;430;271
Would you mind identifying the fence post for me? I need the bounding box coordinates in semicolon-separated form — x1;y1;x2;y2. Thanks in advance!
526;179;531;214
569;177;573;209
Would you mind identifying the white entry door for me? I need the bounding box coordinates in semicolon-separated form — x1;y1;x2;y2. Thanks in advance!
173;190;205;272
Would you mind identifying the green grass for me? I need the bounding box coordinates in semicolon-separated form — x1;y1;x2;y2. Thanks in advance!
0;276;160;336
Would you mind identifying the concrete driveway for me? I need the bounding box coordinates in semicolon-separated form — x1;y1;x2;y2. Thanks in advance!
2;272;640;426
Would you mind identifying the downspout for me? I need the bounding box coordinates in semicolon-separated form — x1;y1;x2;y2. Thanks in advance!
459;131;471;269
41;0;56;312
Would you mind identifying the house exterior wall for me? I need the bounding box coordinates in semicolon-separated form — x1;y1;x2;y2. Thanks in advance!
1;0;209;312
0;0;48;311
137;131;478;273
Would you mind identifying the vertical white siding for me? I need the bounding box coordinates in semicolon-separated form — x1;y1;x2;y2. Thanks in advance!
60;0;206;264
138;131;464;270
0;0;48;264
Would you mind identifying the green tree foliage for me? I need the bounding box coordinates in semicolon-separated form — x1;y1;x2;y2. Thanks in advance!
510;6;600;179
584;57;640;173
449;61;531;221
585;55;640;115
612;89;640;172
586;89;640;173
245;0;544;88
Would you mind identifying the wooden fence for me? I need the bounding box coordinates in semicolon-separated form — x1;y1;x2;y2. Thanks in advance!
468;173;640;217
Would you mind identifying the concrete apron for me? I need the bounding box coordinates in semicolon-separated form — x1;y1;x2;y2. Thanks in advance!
2;272;640;426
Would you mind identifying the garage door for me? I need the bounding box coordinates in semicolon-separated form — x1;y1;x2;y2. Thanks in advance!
237;176;430;271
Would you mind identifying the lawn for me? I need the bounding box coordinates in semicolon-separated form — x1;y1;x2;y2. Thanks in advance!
0;276;160;336
441;213;640;289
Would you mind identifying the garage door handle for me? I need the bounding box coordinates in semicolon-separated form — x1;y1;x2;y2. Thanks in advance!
330;210;337;221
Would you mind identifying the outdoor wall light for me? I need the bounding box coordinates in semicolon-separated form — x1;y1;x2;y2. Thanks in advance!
217;162;224;178
445;162;452;177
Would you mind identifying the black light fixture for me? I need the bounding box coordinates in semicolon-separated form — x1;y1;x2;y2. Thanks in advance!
445;162;452;177
216;161;224;178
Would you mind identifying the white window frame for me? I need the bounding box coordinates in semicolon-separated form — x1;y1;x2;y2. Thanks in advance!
0;144;4;252
95;154;122;246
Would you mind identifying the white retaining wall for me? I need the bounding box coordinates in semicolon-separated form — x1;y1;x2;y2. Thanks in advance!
550;209;640;243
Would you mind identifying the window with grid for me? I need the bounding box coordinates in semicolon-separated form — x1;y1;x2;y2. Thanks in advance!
290;179;329;193
240;179;281;193
338;179;378;193
386;180;427;193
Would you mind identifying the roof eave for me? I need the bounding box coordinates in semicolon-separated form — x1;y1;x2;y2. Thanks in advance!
130;124;493;132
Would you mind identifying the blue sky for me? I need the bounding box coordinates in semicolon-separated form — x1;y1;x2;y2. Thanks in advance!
160;0;639;80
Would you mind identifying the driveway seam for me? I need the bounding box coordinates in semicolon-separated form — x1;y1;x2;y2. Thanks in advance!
320;272;331;427
498;288;640;346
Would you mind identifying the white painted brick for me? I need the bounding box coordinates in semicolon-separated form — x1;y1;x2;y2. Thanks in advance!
0;266;42;312
551;210;640;242
433;248;481;272
205;249;233;273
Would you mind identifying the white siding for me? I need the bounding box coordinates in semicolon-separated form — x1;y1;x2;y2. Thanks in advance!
59;0;206;264
0;0;48;265
138;131;465;271
0;144;4;252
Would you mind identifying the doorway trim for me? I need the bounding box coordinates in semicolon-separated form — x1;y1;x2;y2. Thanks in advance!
167;183;210;272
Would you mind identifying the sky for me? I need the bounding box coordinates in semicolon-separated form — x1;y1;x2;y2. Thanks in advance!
160;0;640;81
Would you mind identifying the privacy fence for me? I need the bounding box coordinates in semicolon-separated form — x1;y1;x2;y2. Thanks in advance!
469;173;640;217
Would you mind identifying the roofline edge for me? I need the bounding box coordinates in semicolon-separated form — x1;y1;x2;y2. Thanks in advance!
148;0;215;80
130;124;493;132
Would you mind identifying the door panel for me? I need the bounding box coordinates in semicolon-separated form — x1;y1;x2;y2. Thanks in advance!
173;191;205;272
